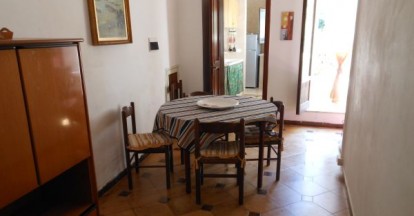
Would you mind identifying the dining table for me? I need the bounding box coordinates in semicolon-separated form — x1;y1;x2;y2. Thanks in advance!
153;95;277;193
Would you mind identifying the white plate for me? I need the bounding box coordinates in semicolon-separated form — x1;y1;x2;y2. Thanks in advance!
197;97;239;110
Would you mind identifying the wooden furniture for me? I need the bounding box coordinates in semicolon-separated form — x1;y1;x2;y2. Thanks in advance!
168;72;186;100
154;95;277;193
194;119;245;205
0;39;98;215
169;80;185;100
189;91;211;96
245;97;285;181
121;102;173;190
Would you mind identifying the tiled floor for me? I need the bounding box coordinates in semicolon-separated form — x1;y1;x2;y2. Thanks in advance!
99;125;350;216
240;88;262;99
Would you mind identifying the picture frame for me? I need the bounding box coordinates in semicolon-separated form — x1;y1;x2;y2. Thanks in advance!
87;0;132;45
280;11;294;40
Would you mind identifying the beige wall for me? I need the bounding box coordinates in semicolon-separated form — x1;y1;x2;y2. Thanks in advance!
0;0;178;190
177;0;204;94
247;0;266;34
343;0;414;215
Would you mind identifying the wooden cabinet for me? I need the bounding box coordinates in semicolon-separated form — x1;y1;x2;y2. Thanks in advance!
0;39;98;216
0;50;38;208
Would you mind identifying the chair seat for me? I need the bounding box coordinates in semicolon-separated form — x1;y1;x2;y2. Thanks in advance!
128;132;172;151
245;125;282;145
200;140;240;158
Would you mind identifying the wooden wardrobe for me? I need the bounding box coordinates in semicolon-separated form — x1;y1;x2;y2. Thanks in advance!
0;39;98;215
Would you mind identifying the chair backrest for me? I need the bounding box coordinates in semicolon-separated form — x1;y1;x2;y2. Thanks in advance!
270;97;284;138
193;119;245;159
169;80;184;100
190;91;211;96
121;102;137;147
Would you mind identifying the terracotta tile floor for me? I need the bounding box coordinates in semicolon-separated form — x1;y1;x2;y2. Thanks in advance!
99;125;350;216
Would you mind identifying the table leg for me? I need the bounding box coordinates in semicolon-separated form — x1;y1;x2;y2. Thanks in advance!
184;149;191;193
257;122;264;189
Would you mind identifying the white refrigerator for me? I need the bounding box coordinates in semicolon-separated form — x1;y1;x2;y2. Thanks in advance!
246;34;259;88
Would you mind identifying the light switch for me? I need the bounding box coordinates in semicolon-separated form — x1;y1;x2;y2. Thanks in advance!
149;37;159;51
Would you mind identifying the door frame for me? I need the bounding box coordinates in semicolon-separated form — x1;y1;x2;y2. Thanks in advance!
203;0;271;99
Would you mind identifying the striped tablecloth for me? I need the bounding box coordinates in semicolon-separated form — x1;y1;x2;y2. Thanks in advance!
154;95;277;150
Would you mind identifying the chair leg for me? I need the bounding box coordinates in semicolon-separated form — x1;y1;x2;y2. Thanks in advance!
195;164;201;205
200;164;204;185
165;147;171;189
125;151;133;190
267;144;271;166
169;145;174;173
276;144;282;181
185;150;191;193
236;163;240;186
134;152;139;173
180;148;185;165
238;163;244;205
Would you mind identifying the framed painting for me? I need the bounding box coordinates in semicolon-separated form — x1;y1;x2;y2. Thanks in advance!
280;11;294;40
87;0;132;45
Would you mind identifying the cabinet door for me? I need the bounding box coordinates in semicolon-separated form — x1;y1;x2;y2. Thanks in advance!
18;46;91;184
0;50;38;208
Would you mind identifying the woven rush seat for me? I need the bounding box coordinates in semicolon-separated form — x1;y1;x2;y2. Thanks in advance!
245;125;282;145
128;132;172;151
200;140;240;158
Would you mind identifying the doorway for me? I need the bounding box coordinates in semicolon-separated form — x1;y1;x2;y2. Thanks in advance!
203;0;271;99
298;0;358;113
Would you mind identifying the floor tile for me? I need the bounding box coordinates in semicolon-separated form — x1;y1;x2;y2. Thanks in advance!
181;210;215;216
133;203;175;216
211;200;250;216
97;125;351;216
284;201;331;216
283;179;328;196
102;209;137;216
263;207;295;216
313;191;349;213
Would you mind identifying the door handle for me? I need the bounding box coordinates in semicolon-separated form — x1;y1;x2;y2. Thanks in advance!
211;60;220;70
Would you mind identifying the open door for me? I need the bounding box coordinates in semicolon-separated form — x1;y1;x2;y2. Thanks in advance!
203;0;224;95
203;0;271;97
296;0;314;114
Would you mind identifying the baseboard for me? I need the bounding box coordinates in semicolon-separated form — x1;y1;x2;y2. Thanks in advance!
285;120;343;128
342;168;354;216
98;153;149;197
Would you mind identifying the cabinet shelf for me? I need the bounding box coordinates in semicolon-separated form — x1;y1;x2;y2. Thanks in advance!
0;159;96;216
42;202;95;216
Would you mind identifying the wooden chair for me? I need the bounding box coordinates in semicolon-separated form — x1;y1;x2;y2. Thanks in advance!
169;80;185;100
189;91;211;96
244;97;284;181
194;118;245;205
121;102;173;190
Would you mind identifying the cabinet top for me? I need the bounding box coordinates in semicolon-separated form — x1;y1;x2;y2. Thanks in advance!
0;38;84;47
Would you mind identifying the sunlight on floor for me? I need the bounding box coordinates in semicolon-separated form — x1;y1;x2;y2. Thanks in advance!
240;88;262;99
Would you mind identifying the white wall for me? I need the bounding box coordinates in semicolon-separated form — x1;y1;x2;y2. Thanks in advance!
177;0;204;94
343;0;414;215
0;0;178;189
